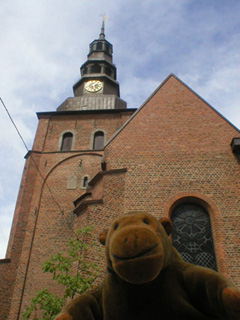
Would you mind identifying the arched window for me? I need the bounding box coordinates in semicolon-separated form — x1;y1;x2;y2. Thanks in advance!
61;132;73;151
83;176;88;188
67;175;77;190
105;66;112;77
82;67;87;75
105;44;112;54
96;42;103;50
171;203;217;271
91;64;101;73
93;131;104;150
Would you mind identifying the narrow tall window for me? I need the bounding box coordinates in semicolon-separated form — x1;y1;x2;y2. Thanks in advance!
105;44;111;54
91;64;101;73
171;203;217;271
83;176;88;188
61;132;73;151
96;42;103;50
93;131;104;150
105;67;112;77
82;67;87;75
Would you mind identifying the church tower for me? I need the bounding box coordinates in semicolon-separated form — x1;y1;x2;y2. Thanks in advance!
58;19;126;112
0;23;136;320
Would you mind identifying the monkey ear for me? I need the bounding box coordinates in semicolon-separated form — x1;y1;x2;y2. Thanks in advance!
159;217;173;236
99;229;108;245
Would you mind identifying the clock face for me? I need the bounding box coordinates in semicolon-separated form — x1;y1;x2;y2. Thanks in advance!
85;80;103;93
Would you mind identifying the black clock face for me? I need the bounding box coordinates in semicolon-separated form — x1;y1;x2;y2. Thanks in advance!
85;80;103;92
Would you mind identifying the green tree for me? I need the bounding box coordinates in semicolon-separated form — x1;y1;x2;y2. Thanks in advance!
22;227;99;320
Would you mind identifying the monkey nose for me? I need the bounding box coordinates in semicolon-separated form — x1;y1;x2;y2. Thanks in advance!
124;235;138;248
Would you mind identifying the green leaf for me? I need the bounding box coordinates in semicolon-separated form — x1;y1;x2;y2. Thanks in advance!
21;227;99;320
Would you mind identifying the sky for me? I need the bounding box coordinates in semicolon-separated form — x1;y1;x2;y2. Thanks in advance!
0;0;240;258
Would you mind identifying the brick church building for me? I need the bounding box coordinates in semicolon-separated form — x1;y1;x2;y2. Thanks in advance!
1;23;240;319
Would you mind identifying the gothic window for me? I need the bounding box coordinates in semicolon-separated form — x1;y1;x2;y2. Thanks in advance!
91;64;101;73
93;131;104;150
171;203;217;271
61;132;73;151
67;175;77;190
83;176;88;188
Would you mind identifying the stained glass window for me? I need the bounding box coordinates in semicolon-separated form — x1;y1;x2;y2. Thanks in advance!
171;203;217;271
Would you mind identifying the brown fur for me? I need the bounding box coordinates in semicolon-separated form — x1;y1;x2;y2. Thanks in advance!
55;212;240;320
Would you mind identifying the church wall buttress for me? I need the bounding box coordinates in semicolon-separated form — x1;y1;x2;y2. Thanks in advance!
73;169;127;281
0;152;42;320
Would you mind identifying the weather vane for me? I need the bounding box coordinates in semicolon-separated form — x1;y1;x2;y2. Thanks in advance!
99;14;110;39
100;13;110;22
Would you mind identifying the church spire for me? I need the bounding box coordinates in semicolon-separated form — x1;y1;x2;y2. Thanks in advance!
99;14;109;40
99;20;105;40
57;18;127;111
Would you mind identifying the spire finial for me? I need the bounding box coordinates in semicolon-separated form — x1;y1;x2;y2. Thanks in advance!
99;14;110;39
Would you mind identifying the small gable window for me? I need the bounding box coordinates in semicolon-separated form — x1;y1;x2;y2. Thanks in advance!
61;132;73;151
93;131;104;150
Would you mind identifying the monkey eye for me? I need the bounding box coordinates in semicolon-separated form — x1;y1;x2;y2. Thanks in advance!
143;218;150;225
114;223;119;230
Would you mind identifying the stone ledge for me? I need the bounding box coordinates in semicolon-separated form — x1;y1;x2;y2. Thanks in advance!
88;168;127;187
0;258;11;264
73;192;92;207
74;199;103;215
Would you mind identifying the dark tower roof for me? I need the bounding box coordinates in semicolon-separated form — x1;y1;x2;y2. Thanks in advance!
57;21;127;111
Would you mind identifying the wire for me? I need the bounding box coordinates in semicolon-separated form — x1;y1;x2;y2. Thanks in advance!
0;97;84;320
0;97;29;151
0;97;77;237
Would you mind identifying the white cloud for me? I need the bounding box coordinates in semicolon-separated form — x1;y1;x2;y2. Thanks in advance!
0;182;3;200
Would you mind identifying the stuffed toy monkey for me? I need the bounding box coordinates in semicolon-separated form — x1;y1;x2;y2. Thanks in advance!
55;212;240;320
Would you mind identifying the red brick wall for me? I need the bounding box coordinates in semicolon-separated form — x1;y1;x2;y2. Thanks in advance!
35;112;133;152
104;75;240;285
0;259;12;320
1;109;135;320
74;169;128;276
0;152;43;320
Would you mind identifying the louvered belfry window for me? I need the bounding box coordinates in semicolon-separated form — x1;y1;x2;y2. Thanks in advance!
91;64;101;73
61;132;73;151
171;203;217;271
